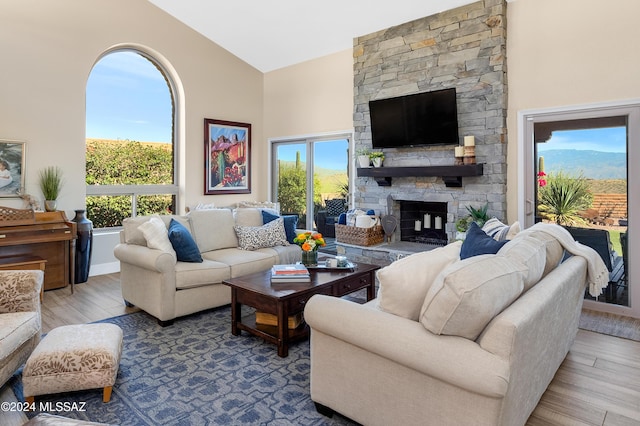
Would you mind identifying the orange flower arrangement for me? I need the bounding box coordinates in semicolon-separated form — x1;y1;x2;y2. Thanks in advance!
293;231;326;252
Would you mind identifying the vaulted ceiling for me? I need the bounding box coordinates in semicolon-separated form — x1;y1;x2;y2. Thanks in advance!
147;0;477;72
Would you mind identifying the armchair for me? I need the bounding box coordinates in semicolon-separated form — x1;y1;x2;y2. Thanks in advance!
315;199;347;238
0;270;43;387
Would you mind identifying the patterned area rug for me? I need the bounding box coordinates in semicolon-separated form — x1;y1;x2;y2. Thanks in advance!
579;309;640;341
10;307;355;425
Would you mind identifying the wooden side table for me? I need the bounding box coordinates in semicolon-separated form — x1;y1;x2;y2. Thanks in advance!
0;255;47;301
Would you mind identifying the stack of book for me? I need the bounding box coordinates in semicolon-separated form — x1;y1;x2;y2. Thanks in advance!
271;264;311;283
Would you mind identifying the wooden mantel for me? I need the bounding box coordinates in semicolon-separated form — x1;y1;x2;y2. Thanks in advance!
356;164;484;187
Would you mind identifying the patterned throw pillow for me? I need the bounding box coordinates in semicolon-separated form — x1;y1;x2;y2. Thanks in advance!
261;210;298;244
325;199;346;216
482;218;520;241
234;217;289;251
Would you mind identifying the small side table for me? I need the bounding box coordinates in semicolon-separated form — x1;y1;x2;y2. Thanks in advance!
0;255;47;301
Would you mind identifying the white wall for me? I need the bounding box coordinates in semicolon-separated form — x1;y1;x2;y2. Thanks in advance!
0;0;264;274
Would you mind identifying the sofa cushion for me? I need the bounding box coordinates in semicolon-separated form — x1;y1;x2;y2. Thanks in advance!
482;218;520;241
233;207;265;227
122;216;152;246
262;210;298;244
497;234;546;291
460;222;508;259
526;230;565;277
138;216;176;258
168;219;203;263
203;248;276;277
234;218;289;250
0;311;40;361
175;260;230;290
187;209;238;251
376;241;462;321
419;255;526;340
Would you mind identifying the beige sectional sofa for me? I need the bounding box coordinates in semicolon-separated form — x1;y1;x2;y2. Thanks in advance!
114;208;301;325
305;224;601;426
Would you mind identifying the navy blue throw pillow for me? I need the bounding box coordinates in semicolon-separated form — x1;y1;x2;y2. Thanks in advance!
460;222;508;260
262;210;298;244
168;219;203;262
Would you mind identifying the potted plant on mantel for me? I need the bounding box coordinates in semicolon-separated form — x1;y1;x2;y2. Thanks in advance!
38;166;63;212
369;150;385;167
355;148;371;168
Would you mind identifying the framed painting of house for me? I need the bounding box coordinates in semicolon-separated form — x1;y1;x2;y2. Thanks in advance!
0;140;25;197
204;119;251;195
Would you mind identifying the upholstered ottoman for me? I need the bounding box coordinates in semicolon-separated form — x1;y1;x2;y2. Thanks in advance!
23;324;123;404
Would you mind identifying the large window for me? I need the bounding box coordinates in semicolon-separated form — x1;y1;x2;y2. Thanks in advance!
85;50;177;228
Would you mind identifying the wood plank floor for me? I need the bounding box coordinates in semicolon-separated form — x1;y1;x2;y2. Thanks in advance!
1;273;639;425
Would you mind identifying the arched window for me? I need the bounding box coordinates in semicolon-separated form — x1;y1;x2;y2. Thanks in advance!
85;49;178;228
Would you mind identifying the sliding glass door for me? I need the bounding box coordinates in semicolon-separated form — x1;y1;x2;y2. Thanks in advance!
521;103;639;317
271;134;350;233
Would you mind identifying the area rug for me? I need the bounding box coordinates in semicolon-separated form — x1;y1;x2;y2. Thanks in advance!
10;307;355;426
579;309;640;341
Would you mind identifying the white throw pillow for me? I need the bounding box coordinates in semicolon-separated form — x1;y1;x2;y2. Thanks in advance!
497;234;546;291
138;216;176;258
234;218;289;250
419;254;527;340
376;241;462;321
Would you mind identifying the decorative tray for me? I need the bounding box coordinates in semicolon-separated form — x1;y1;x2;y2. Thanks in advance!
305;261;356;271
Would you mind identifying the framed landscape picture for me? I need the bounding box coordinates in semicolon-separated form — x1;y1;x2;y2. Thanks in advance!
204;119;251;195
0;140;25;197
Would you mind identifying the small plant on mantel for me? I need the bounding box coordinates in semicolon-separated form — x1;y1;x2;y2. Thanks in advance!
369;150;385;167
355;148;371;168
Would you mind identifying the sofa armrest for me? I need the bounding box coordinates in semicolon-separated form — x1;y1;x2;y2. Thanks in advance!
0;270;43;314
304;295;510;398
113;243;176;273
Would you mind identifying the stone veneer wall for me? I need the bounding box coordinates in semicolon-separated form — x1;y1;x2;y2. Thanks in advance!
353;0;508;242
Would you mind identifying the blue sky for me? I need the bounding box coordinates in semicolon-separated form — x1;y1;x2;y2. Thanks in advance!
86;52;172;143
538;127;626;153
277;140;349;171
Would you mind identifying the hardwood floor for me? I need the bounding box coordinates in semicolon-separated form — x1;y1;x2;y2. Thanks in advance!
1;273;639;425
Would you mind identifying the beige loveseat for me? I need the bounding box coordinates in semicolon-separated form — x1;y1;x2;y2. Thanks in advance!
114;208;301;325
0;270;43;387
305;225;600;426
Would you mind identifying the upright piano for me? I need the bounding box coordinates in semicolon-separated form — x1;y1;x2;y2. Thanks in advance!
0;207;77;291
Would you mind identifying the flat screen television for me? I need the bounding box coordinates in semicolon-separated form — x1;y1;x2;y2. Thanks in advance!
369;88;459;148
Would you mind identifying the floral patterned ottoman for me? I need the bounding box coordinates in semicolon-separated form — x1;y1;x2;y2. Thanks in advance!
23;324;123;404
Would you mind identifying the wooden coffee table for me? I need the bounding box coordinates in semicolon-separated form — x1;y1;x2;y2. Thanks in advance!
223;261;379;357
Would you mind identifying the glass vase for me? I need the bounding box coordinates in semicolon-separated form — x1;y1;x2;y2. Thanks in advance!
301;250;318;266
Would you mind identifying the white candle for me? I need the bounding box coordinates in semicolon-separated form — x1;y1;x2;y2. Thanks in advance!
423;213;431;228
454;146;465;157
435;216;442;229
414;220;421;231
464;135;475;146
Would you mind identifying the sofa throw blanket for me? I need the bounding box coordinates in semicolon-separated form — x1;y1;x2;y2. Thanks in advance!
520;223;608;297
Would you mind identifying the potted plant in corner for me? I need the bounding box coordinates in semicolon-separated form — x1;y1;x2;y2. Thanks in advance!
355;148;371;168
39;166;63;212
369;150;385;167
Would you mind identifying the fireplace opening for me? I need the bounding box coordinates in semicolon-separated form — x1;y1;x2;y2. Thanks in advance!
399;201;448;246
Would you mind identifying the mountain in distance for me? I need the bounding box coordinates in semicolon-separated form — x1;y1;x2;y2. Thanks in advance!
538;149;626;179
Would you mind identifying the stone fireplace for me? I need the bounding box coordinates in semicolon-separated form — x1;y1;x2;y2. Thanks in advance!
352;0;509;244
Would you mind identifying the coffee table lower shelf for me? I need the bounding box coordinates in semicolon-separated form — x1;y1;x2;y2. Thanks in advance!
237;314;309;348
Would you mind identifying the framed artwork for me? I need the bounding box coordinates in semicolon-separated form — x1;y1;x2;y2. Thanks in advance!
0;140;25;197
204;119;251;195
